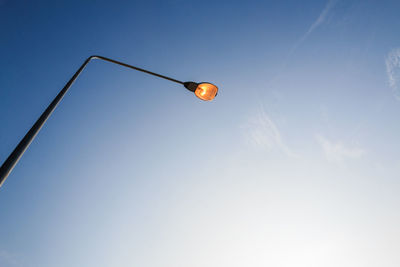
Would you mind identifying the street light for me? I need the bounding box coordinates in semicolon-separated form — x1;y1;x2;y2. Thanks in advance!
0;55;218;188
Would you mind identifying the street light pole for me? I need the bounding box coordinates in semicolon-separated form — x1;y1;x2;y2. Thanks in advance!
0;55;218;188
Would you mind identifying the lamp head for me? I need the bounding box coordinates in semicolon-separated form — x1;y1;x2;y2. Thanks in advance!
184;82;218;101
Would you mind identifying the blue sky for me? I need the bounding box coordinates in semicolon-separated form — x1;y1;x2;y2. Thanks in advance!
1;0;400;266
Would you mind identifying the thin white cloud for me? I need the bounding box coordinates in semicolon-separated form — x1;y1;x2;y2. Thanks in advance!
315;134;365;163
303;0;337;41
385;48;400;100
242;106;297;157
266;0;338;87
290;0;338;54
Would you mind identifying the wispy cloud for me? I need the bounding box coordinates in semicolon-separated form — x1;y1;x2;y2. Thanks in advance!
242;106;296;157
385;48;400;100
302;0;337;42
265;0;338;87
315;134;365;163
290;0;338;54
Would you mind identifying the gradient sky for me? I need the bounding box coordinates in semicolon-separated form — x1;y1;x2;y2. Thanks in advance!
1;0;400;266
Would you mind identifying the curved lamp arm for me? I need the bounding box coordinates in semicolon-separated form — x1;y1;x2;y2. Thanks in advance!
0;55;217;188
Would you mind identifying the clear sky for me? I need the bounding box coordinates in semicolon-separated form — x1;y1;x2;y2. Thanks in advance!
1;0;400;266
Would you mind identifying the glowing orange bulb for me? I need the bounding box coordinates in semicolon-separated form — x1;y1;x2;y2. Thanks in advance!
194;83;218;101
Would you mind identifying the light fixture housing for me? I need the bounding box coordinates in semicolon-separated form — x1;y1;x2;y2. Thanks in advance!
184;82;218;101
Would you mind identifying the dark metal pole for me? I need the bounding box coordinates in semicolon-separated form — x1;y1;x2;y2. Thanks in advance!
0;55;185;187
